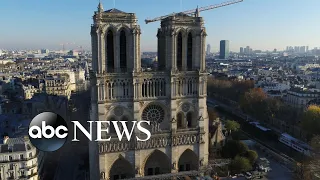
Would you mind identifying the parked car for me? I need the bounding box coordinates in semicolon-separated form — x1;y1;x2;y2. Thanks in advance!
245;172;252;179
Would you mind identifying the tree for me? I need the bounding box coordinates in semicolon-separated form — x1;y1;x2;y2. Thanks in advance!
213;165;229;177
276;104;301;124
239;88;269;121
294;135;320;180
231;131;243;141
265;98;281;118
308;135;320;178
245;150;258;165
207;77;254;102
294;161;313;180
225;120;240;133
222;140;249;159
301;105;320;138
229;156;252;174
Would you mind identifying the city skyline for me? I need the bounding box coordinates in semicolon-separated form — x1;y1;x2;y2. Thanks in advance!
1;0;319;51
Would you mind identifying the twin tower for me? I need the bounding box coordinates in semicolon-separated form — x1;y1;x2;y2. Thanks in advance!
90;2;209;180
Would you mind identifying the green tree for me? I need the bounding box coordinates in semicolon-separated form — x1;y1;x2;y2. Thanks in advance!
229;156;252;174
225;120;240;133
301;105;320;138
245;150;258;165
222;140;249;159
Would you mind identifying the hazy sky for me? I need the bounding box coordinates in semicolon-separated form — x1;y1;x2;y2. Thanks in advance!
0;0;319;52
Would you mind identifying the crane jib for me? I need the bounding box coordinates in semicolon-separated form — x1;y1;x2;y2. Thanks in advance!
145;0;243;24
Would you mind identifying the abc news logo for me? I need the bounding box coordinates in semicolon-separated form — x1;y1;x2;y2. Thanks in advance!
29;112;151;152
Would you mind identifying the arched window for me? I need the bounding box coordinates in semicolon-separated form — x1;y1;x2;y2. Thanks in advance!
177;113;183;129
186;112;192;128
187;33;193;71
142;81;146;97
144;150;171;176
178;149;199;172
106;30;114;72
176;32;183;71
119;30;127;72
188;79;192;95
91;32;98;71
109;157;134;179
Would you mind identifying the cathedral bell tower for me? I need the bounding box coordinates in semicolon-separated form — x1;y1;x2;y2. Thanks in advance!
91;6;141;74
89;3;141;180
157;13;207;72
156;12;209;171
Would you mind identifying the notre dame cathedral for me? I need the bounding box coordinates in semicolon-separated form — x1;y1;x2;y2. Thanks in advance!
89;2;209;180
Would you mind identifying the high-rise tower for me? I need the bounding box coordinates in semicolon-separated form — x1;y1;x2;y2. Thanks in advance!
206;44;211;55
90;3;209;180
219;40;229;59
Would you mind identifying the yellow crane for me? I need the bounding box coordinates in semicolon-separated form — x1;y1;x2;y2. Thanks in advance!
145;0;243;24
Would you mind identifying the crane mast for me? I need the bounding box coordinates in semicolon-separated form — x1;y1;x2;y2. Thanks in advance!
145;0;243;24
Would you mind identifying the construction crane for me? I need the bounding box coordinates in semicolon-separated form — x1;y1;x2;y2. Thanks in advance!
145;0;243;24
59;42;75;52
74;45;85;55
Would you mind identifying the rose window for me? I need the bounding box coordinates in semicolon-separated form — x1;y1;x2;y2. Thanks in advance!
142;105;165;123
114;107;124;117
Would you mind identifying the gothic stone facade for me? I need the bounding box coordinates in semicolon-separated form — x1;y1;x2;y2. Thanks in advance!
89;4;209;180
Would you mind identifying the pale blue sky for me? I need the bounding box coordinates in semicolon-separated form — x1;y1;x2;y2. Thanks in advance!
0;0;319;52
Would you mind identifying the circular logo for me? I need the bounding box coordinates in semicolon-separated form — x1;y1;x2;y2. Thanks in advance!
28;112;68;152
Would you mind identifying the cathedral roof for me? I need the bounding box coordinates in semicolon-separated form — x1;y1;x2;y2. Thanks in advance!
175;12;191;17
104;8;126;13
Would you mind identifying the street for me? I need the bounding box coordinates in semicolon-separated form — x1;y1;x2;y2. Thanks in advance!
58;91;90;180
251;143;293;180
50;91;91;180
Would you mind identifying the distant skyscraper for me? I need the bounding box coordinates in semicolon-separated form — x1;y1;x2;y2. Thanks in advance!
206;44;211;55
41;49;49;54
245;46;250;54
220;40;229;59
243;47;247;54
306;46;309;52
240;47;244;54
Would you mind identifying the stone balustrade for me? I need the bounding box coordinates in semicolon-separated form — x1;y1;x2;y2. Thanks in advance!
98;130;205;153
